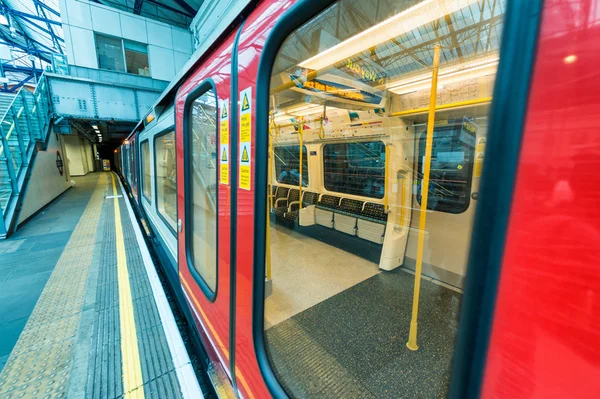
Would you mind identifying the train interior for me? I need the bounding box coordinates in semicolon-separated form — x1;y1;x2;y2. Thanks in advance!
264;0;501;397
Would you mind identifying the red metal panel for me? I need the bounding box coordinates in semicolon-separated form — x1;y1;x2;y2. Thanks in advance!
482;1;600;397
175;29;237;378
233;1;294;397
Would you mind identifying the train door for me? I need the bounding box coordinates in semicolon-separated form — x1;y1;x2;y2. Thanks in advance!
229;0;557;398
176;27;241;390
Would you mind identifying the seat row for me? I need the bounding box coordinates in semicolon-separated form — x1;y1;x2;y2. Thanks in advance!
270;185;388;244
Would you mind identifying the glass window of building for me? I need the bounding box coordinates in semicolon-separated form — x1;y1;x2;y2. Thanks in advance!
141;140;151;201
264;1;505;398
155;131;177;230
188;89;218;293
96;34;125;72
124;40;150;76
95;34;150;76
274;145;308;186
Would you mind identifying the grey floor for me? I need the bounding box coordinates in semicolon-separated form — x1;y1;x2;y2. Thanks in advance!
265;268;463;399
0;174;97;372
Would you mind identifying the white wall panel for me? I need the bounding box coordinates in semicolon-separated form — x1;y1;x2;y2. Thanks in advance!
149;46;175;81
121;14;148;43
172;28;192;54
17;132;71;224
92;6;122;37
64;135;87;176
70;26;97;68
65;0;92;29
174;51;189;74
147;21;172;49
62;24;75;65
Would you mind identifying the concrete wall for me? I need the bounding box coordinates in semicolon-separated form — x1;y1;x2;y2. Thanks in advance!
18;131;72;224
64;135;91;176
59;0;194;82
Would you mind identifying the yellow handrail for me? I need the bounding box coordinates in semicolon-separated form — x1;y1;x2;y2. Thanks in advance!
407;44;441;351
391;97;491;118
297;117;304;202
384;145;390;211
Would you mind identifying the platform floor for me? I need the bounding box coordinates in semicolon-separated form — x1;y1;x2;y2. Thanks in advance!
0;172;202;399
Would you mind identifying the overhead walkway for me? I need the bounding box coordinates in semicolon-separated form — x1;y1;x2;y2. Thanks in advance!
0;172;204;399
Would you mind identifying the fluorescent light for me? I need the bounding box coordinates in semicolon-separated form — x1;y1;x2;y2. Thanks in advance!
299;0;479;70
387;55;499;95
92;124;98;129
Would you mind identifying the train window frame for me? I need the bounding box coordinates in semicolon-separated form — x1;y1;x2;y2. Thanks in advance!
322;140;386;200
183;78;219;302
253;0;544;398
273;144;309;186
153;126;177;235
140;139;151;203
416;121;476;214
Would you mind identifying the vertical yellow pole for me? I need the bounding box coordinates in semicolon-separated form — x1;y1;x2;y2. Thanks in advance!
406;44;441;351
266;122;274;281
384;145;390;211
298;119;304;201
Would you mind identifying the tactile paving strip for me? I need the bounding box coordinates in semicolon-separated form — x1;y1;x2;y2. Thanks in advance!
0;173;108;399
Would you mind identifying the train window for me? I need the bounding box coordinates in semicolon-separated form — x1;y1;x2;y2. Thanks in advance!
140;140;151;202
417;120;476;213
155;130;177;231
323;141;385;199
264;0;505;398
187;87;218;293
274;145;308;186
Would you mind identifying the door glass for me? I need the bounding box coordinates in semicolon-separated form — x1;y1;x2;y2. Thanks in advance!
155;131;177;230
264;0;505;397
188;89;218;293
141;140;151;201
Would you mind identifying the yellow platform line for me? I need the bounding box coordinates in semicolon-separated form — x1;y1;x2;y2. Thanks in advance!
111;173;145;399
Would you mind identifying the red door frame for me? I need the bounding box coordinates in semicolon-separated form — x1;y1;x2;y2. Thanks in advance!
176;28;237;382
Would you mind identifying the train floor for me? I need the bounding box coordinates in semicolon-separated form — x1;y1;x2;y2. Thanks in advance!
0;172;203;399
265;224;463;398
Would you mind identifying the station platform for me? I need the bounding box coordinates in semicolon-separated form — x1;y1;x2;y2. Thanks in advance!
0;172;204;399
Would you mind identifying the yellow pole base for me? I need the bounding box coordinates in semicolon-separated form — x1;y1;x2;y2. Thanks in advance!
406;321;419;351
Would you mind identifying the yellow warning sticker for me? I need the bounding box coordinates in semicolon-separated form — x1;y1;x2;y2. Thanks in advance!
239;87;252;191
219;99;229;185
474;136;485;178
474;153;484;178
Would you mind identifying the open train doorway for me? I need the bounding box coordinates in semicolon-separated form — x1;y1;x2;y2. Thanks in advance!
262;0;503;397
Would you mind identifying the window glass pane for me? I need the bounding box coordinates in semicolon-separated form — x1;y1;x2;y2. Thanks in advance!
189;89;218;292
323;141;385;198
155;131;177;230
141;141;150;200
124;40;150;77
265;1;505;398
96;34;125;72
417;120;476;213
274;145;308;186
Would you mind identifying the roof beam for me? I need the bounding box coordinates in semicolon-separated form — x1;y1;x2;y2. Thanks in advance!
144;0;195;17
170;0;196;17
34;0;64;54
133;0;144;15
0;5;61;26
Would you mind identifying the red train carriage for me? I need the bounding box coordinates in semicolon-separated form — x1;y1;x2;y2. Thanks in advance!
117;0;600;398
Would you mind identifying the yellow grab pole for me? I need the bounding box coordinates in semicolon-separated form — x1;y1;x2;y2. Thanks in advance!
406;44;441;351
298;118;304;201
266;117;275;281
384;145;390;211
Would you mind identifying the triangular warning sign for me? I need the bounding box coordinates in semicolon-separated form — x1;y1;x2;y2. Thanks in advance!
241;93;250;111
241;146;249;162
222;148;227;162
221;106;227;119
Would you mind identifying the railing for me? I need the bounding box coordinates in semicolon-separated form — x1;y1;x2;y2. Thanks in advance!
0;74;52;231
